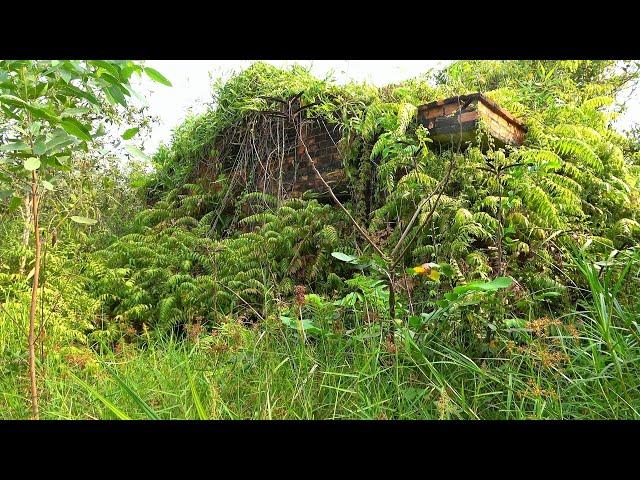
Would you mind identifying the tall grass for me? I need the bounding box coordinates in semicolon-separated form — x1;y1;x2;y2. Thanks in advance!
1;249;638;420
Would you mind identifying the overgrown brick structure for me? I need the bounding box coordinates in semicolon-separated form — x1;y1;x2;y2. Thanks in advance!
417;93;527;148
211;93;526;204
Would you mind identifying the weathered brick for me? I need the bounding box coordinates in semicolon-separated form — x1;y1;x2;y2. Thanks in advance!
418;93;526;149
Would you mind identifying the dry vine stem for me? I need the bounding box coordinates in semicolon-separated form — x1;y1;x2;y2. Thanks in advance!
291;106;455;335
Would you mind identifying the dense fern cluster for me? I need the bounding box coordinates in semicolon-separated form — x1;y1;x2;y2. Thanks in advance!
91;181;354;337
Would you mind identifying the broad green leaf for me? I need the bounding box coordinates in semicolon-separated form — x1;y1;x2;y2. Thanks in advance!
1;105;21;121
23;157;41;171
41;155;71;171
59;83;100;106
120;64;142;81
0;94;28;108
61;118;92;142
33;140;46;156
125;145;151;162
42;180;54;191
44;133;74;154
0;141;30;152
481;277;513;290
280;316;325;336
29;121;42;135
62;107;90;117
30;106;59;124
107;85;127;107
331;252;359;264
99;72;124;87
122;127;139;140
0;95;61;124
59;68;73;83
89;60;121;78
453;276;513;296
8;196;22;212
144;67;172;86
70;215;97;225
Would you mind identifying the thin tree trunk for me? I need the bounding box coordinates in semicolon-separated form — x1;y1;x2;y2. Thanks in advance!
28;172;40;420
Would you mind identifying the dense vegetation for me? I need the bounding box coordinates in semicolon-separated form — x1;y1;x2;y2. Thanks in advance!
1;60;639;419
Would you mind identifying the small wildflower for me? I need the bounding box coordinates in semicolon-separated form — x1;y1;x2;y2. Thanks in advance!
437;388;451;419
294;285;306;307
411;263;441;281
518;379;558;400
538;348;569;368
566;323;580;340
526;316;561;337
185;321;203;343
65;353;88;369
384;335;397;355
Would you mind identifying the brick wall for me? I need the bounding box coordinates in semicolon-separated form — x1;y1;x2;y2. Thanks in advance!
476;102;525;146
257;116;346;198
289;119;344;196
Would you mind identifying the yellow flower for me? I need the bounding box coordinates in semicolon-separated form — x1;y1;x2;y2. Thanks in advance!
413;265;428;275
412;263;440;281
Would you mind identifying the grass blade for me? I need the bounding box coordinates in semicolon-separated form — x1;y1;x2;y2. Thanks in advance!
71;373;131;420
187;367;208;420
104;364;161;420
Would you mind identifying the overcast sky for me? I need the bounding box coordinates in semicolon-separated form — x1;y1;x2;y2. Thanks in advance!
129;60;640;156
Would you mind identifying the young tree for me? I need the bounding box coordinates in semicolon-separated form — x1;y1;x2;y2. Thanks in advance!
0;60;170;418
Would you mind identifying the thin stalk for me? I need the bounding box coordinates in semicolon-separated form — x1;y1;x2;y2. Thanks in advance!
27;170;40;420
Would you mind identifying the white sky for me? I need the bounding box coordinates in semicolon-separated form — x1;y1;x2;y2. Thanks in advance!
129;60;640;156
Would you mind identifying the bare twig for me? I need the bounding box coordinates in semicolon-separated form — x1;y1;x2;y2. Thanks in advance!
391;156;456;270
390;161;454;261
293;115;389;262
216;280;265;322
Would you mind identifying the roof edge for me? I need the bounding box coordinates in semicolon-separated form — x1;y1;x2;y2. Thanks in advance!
418;93;527;131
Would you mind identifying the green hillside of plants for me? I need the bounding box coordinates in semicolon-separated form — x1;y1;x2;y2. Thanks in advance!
1;60;639;419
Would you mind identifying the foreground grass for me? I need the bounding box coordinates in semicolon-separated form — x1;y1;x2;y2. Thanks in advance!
1;251;639;420
2;320;639;419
